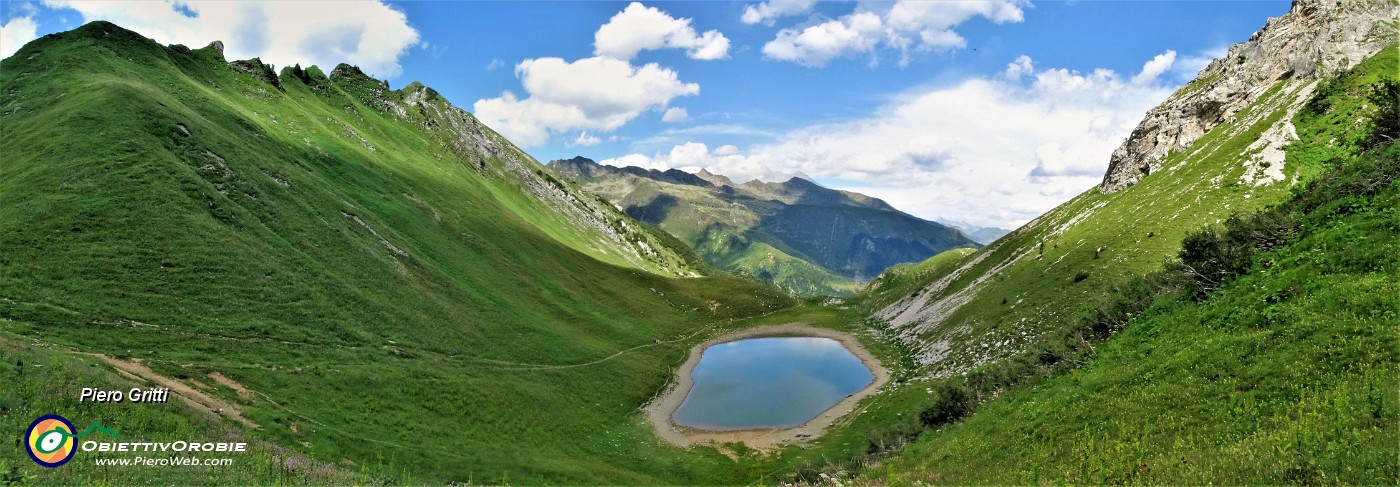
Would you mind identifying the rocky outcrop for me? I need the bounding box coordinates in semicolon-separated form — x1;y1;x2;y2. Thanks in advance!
1098;0;1396;193
229;58;282;90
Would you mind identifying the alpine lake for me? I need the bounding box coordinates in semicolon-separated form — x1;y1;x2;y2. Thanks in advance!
672;336;875;430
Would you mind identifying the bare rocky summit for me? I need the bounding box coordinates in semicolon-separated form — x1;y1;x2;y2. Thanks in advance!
1099;0;1397;193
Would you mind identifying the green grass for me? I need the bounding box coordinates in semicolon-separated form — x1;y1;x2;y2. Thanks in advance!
832;44;1400;485
862;248;977;312
4;19;1394;487
0;22;810;484
879;142;1400;485
0;335;366;485
709;241;861;296
858;45;1399;377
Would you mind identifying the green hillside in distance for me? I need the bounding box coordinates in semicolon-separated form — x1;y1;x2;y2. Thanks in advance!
0;21;796;484
549;156;979;296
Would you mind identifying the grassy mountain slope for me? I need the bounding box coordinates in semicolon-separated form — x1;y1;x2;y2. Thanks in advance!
752;37;1397;487
0;22;795;484
865;40;1397;377
550;157;978;296
0;335;364;484
826;23;1398;484
879;88;1399;484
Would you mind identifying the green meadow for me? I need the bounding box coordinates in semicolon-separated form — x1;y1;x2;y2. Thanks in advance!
0;22;803;484
1;17;1395;487
840;45;1399;485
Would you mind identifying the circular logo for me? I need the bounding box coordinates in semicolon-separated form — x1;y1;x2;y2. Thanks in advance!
26;414;77;468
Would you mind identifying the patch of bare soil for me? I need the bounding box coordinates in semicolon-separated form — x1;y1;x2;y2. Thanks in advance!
208;371;254;399
93;354;260;429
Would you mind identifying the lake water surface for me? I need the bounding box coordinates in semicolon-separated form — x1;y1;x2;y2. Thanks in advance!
672;336;874;431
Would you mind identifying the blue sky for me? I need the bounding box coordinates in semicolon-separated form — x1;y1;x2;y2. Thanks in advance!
0;1;1290;227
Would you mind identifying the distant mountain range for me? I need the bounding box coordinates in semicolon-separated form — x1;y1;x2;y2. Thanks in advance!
549;157;979;296
936;220;1012;245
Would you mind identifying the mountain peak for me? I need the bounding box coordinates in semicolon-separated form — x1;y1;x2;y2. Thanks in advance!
69;19;137;38
695;168;735;187
563;156;600;166
1098;0;1394;193
780;174;821;189
4;19;708;278
23;20;163;60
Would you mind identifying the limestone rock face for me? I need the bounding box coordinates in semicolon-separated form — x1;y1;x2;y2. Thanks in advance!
1098;0;1397;193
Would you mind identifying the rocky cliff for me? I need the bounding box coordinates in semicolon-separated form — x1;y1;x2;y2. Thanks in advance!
1099;0;1396;193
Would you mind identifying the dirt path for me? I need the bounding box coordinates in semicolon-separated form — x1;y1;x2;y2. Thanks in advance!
208;371;254;399
91;354;260;429
642;322;891;450
488;325;717;370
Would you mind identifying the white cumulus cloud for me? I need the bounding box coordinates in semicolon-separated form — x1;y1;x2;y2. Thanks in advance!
595;2;729;61
476;2;718;147
762;0;1027;67
473;56;699;147
1;14;38;59
1131;50;1176;85
602;141;768;175
762;11;883;67
661;106;689;122
740;0;816;26
1004;54;1034;80
599;52;1181;228
40;0;420;78
570;131;602;147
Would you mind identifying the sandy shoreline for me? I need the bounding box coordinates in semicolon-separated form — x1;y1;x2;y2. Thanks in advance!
642;322;890;450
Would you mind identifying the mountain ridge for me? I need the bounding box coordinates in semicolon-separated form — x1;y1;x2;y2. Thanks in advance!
549;156;979;295
0;20;795;484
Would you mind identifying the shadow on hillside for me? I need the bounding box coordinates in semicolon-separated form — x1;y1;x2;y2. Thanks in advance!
625;193;679;225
